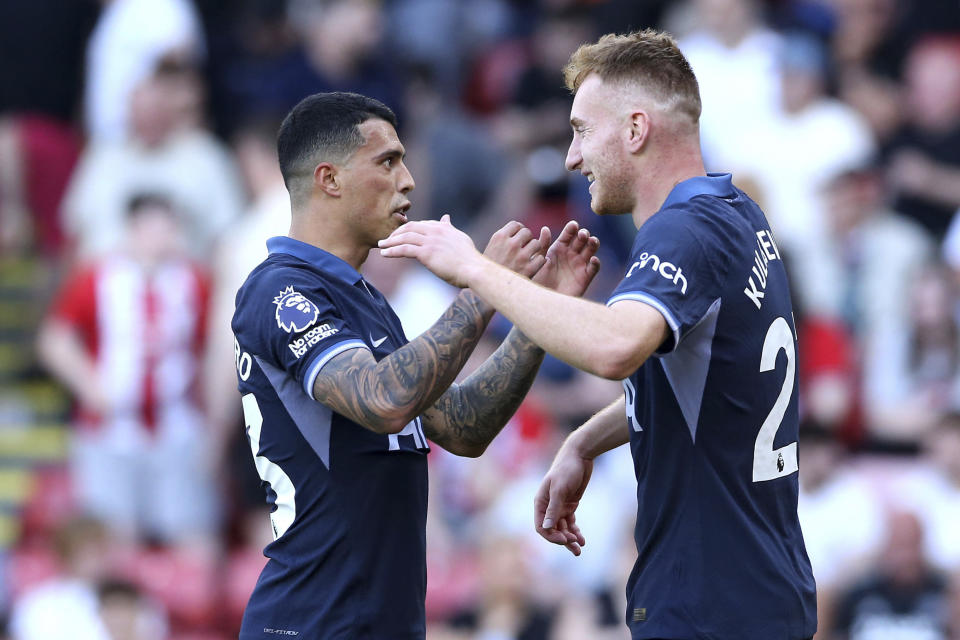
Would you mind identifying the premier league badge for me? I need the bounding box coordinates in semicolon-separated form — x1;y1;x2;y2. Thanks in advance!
273;286;320;333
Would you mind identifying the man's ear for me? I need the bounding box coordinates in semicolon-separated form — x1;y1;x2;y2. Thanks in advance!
627;111;651;154
314;163;340;197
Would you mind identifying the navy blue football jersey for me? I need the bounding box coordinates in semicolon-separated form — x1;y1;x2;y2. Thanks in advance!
607;174;817;639
231;236;430;640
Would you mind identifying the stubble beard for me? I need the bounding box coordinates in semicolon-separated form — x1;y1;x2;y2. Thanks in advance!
591;173;635;216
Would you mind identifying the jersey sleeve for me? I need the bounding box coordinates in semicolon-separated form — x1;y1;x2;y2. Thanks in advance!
607;207;725;355
48;265;98;349
234;267;369;398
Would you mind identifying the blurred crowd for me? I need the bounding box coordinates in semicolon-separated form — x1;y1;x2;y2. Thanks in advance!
1;0;960;638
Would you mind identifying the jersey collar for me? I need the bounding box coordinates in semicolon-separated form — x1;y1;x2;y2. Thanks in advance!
660;172;735;210
267;236;364;285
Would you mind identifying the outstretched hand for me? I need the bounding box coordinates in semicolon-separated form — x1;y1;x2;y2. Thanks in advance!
482;220;550;278
533;220;601;296
379;214;484;287
533;449;592;556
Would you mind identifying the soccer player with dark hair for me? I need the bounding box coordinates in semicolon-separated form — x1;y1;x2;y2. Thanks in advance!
231;91;600;639
381;30;818;639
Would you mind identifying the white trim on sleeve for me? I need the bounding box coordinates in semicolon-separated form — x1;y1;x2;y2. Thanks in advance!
607;292;681;352
303;339;370;399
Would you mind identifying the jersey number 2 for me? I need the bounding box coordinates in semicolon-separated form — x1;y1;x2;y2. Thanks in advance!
242;393;297;539
753;316;798;482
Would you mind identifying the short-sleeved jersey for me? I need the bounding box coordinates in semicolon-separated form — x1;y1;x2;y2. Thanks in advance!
49;256;209;433
607;174;817;639
231;236;430;640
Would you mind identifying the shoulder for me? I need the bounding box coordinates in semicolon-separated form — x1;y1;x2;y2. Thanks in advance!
238;256;324;299
233;257;327;328
62;260;103;287
640;199;749;264
49;261;101;315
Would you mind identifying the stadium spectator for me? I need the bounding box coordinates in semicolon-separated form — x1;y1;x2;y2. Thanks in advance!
676;0;783;169
96;579;167;640
496;7;591;156
84;0;205;142
808;162;932;442
465;533;554;640
400;66;508;240
36;194;219;545
9;516;115;640
482;441;637;629
228;0;403;127
814;162;932;337
386;0;516;100
830;0;905;145
63;61;243;259
886;37;960;240
728;32;876;316
831;510;950;640
891;412;960;572
797;423;884;629
863;263;960;449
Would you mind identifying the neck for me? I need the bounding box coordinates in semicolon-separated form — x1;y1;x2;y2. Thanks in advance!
631;142;706;228
288;204;369;271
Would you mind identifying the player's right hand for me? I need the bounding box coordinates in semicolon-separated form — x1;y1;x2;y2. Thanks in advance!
534;448;592;556
379;215;485;288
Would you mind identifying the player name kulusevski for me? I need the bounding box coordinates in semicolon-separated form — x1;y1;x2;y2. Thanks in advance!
743;229;782;310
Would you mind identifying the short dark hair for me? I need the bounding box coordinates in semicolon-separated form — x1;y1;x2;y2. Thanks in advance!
52;514;107;563
97;577;144;604
276;92;398;190
126;192;175;219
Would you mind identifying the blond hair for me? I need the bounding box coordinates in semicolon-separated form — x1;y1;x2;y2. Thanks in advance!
563;29;701;124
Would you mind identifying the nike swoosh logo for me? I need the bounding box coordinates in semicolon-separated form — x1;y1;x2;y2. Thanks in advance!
371;335;388;348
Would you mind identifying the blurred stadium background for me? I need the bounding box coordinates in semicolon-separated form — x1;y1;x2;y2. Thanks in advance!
1;0;960;638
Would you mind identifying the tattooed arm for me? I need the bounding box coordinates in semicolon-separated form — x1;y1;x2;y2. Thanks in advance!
311;220;548;435
420;327;543;456
312;289;494;434
422;221;601;457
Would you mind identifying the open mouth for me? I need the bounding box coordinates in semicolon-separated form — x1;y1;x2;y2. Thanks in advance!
392;203;411;223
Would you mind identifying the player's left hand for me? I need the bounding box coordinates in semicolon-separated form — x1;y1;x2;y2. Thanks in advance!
482;220;550;278
379;214;484;288
532;220;600;297
534;448;591;556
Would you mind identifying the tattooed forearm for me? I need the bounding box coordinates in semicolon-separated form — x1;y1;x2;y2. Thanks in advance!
311;289;494;433
422;328;545;456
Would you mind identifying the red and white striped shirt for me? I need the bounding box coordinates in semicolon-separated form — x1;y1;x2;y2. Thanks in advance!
50;255;210;433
